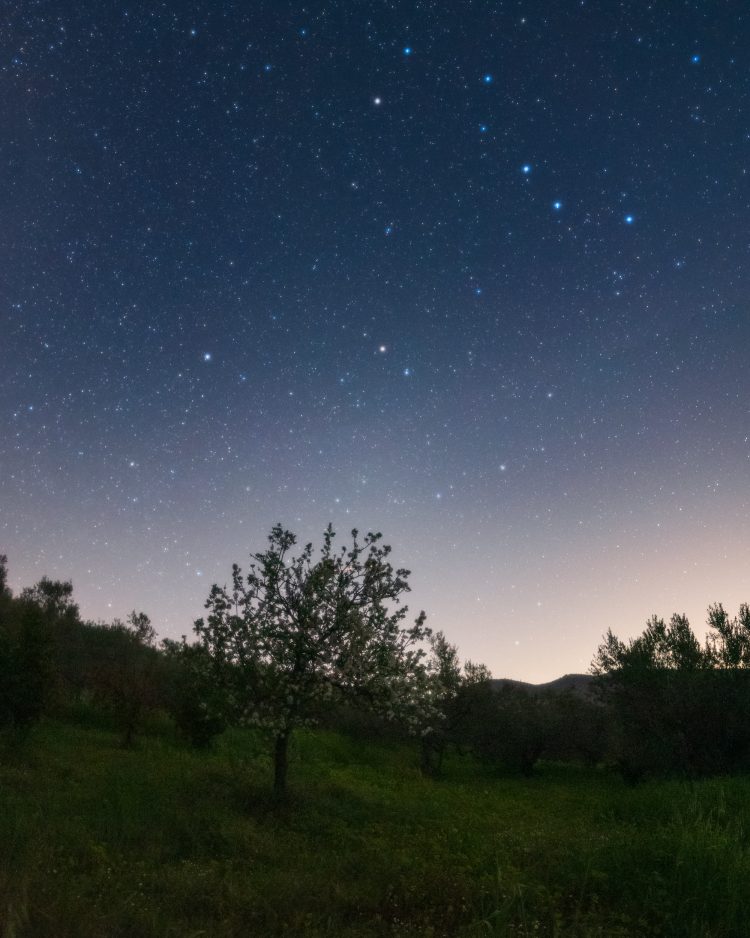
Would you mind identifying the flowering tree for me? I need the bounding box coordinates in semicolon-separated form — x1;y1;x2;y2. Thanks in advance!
194;524;431;799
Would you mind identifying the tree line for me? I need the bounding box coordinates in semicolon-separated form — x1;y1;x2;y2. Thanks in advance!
2;528;750;798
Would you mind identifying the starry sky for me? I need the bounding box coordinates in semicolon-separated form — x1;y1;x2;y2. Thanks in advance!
2;1;750;682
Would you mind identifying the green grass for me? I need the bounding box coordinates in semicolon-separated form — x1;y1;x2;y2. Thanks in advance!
2;720;750;936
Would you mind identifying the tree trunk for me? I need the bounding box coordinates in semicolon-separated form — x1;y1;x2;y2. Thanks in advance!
273;731;290;800
420;736;442;777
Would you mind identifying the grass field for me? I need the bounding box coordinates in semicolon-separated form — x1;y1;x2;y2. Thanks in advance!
1;718;749;937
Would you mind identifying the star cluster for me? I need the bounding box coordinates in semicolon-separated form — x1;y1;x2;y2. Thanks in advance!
2;2;750;680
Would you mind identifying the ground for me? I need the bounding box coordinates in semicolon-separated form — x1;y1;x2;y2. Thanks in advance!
1;717;749;936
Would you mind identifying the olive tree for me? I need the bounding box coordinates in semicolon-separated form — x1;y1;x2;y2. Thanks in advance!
418;632;492;776
195;524;431;799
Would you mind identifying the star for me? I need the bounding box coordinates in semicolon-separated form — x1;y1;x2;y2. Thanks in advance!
373;96;382;106
203;352;212;361
624;214;634;224
403;46;412;56
691;53;701;63
522;164;532;174
483;74;493;84
552;200;562;210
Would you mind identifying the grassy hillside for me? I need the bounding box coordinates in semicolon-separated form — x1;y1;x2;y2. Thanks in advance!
2;719;749;937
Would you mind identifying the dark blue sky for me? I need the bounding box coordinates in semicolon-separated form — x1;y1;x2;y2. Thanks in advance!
2;1;749;680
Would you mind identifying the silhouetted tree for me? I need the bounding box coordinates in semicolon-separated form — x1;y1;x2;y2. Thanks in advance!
590;611;750;780
195;524;431;799
89;611;161;747
0;555;9;599
419;633;493;776
543;690;609;766
472;684;551;776
706;603;750;668
419;632;461;775
0;600;53;741
20;577;79;623
163;638;230;748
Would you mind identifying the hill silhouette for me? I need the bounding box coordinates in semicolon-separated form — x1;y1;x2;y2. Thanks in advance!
490;673;594;695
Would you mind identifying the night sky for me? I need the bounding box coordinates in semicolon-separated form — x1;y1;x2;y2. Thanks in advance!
2;2;750;681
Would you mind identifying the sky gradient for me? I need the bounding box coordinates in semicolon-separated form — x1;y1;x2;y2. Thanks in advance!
2;1;749;681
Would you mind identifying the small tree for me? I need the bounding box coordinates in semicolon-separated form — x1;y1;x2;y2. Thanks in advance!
472;684;551;777
706;603;750;668
91;611;160;747
592;612;729;780
419;632;461;775
127;610;156;647
0;602;53;741
0;555;9;599
163;638;230;749
20;577;79;623
195;524;431;799
419;632;493;776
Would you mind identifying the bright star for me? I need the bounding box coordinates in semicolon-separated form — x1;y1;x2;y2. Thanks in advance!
553;200;562;210
203;352;212;361
379;345;387;353
522;164;531;174
483;74;493;84
624;214;634;224
691;53;701;63
403;46;412;56
403;368;411;377
373;96;382;106
479;124;488;133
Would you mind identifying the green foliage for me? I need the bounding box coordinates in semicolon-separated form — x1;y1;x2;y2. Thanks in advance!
195;523;431;798
706;602;750;667
162;638;229;748
3;720;750;937
0;554;9;598
19;576;79;623
419;632;494;776
93;614;163;748
593;605;750;780
471;684;551;776
0;567;58;740
541;690;609;767
0;602;53;739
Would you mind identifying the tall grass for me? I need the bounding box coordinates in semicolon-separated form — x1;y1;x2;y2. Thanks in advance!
2;721;750;936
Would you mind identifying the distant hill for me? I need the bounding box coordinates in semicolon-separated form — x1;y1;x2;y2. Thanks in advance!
490;673;595;696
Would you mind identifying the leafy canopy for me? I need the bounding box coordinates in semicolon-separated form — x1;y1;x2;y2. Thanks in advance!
194;524;431;735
